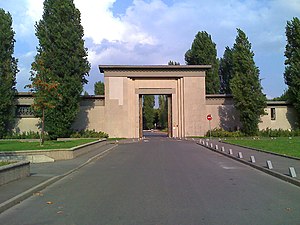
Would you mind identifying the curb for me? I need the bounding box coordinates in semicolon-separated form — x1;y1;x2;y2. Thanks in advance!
196;142;300;188
219;140;300;161
0;144;117;214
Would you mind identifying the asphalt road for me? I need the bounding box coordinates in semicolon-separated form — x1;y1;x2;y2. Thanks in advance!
1;137;300;225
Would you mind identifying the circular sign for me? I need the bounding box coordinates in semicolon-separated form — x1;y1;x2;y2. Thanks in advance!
207;114;212;121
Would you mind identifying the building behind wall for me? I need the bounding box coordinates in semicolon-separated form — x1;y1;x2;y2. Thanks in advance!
14;65;298;137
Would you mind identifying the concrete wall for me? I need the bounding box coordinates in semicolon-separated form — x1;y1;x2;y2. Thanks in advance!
206;95;241;131
259;102;298;130
0;161;30;186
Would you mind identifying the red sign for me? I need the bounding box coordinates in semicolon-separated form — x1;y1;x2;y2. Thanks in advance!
207;114;212;121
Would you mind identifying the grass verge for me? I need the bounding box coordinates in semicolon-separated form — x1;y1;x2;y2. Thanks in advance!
224;137;300;158
0;162;13;166
0;139;98;152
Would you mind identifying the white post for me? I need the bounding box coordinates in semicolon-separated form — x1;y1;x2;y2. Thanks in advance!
289;167;297;178
266;160;273;169
238;152;243;159
250;156;256;163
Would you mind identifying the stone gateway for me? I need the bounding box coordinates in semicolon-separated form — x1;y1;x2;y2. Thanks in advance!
15;65;298;138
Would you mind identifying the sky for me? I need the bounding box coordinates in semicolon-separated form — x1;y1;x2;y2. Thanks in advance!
0;0;299;98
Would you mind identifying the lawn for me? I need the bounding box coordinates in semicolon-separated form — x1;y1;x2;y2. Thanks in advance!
0;139;98;152
224;137;300;158
0;162;13;166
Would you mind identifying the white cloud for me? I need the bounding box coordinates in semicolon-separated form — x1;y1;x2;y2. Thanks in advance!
3;0;298;96
26;0;43;22
74;0;156;46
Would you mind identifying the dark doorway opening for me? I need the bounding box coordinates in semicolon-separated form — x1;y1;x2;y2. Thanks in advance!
139;94;172;138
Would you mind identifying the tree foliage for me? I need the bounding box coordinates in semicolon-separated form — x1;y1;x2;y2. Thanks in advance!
143;95;155;130
158;95;168;129
26;61;60;145
219;46;233;94
94;81;105;95
185;31;220;94
284;17;300;125
0;9;18;138
230;29;266;135
31;0;90;139
168;60;180;65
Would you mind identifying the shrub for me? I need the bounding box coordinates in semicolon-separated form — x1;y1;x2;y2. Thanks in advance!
70;129;108;139
259;128;300;137
206;128;243;138
206;127;300;138
3;131;49;140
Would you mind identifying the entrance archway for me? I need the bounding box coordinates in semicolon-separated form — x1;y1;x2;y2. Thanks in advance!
139;94;172;138
99;65;210;138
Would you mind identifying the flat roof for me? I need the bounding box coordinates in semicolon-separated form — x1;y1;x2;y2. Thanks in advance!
99;65;211;73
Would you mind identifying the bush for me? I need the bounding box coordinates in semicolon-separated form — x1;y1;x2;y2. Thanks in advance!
206;127;300;138
206;128;243;138
3;131;49;140
70;129;109;139
259;128;300;137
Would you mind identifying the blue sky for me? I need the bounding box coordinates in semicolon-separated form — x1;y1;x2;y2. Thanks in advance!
1;0;300;98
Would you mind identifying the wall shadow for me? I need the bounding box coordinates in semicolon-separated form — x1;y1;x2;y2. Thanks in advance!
71;99;95;131
286;106;299;130
218;105;240;131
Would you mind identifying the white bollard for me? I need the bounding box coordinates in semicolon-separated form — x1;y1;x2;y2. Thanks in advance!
229;149;233;155
210;143;213;148
238;152;243;159
266;160;273;169
289;167;297;178
206;142;209;147
250;156;256;163
221;146;225;152
215;145;218;150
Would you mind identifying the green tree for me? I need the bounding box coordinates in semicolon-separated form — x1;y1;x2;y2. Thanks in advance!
143;95;155;130
284;17;300;125
185;31;220;94
272;89;290;101
31;0;90;139
168;60;180;65
0;9;18;138
26;61;60;145
158;95;168;129
230;29;266;135
94;81;105;95
219;46;233;94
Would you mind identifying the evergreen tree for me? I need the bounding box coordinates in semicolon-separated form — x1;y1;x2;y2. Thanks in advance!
158;95;168;129
230;29;266;135
0;9;18;138
94;81;105;95
168;60;180;65
219;46;233;94
143;95;155;130
185;31;220;94
284;17;300;124
31;0;90;139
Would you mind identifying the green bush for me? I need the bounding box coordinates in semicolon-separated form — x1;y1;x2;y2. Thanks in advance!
206;128;243;138
259;128;300;137
70;129;109;139
3;131;49;140
206;127;300;138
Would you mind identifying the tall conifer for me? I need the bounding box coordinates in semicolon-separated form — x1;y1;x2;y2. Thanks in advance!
31;0;90;138
185;31;220;94
284;17;300;125
0;9;18;138
219;47;233;94
230;29;266;135
143;95;155;130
